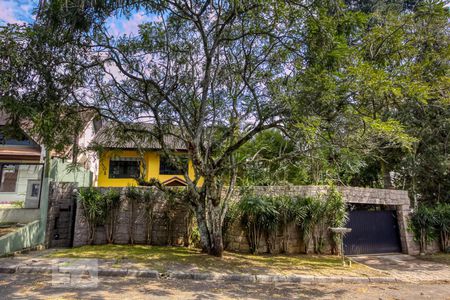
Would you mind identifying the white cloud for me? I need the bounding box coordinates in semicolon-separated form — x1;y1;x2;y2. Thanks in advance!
0;2;22;24
107;11;160;37
0;0;36;25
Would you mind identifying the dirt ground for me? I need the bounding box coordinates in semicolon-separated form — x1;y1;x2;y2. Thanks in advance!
0;273;449;300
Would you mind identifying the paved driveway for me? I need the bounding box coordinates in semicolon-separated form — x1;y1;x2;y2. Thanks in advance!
351;254;450;283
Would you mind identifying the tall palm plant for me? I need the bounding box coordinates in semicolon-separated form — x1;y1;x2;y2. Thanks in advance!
239;195;279;254
434;203;449;253
274;196;297;253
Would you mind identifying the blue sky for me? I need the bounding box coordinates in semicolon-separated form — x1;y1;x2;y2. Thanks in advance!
0;0;155;36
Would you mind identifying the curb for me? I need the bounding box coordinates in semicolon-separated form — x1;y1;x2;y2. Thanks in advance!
0;264;403;283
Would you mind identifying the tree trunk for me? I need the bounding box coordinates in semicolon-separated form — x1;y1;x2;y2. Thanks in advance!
381;161;393;189
194;199;225;257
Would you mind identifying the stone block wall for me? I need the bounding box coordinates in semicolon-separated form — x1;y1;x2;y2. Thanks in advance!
226;186;423;255
46;182;77;248
73;187;191;247
65;185;437;255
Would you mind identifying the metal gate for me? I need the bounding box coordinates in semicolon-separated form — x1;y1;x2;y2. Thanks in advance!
344;210;402;255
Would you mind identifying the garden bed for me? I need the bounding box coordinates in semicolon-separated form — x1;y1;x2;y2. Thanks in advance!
48;244;388;277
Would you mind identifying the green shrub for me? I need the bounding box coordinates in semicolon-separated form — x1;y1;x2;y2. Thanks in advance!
223;201;240;250
239;195;278;254
433;203;450;253
104;189;121;244
410;205;437;254
238;188;346;255
294;188;347;254
142;189;157;245
79;187;106;244
273;196;297;253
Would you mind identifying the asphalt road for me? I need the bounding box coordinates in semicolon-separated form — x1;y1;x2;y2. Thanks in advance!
0;273;449;300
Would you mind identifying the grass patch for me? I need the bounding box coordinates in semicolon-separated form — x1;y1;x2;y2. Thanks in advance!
417;253;450;265
48;244;386;277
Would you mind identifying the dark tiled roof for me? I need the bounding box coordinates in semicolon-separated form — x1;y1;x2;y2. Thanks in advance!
91;123;187;151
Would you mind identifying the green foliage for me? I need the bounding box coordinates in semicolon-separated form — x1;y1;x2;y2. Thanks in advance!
0;24;88;154
409;205;437;254
294;196;324;254
222;201;241;250
189;223;201;249
294;189;347;254
79;187;106;244
239;195;279;254
273;196;299;253
238;188;346;254
125;186;143;203
11;201;25;209
103;189;121;244
412;203;450;253
434;203;450;253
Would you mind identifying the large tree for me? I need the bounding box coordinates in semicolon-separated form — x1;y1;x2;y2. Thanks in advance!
35;0;308;256
2;0;448;257
0;24;88;155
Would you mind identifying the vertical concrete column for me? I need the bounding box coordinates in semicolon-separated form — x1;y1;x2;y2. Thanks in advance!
397;204;420;255
38;177;50;246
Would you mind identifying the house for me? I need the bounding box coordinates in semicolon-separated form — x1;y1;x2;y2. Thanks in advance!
0;112;45;209
0;110;102;209
47;110;102;187
91;125;200;187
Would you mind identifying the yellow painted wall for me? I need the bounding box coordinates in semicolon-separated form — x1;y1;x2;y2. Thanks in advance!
97;150;201;187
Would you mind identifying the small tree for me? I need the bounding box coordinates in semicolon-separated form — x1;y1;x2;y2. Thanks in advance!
410;205;437;255
324;188;348;255
274;196;297;253
295;197;315;254
142;189;157;245
125;187;143;245
239;195;278;254
104;189;121;244
434;203;450;253
79;187;105;245
222;201;240;250
295;188;346;254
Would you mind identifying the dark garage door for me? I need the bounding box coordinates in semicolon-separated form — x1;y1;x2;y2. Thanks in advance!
344;210;402;255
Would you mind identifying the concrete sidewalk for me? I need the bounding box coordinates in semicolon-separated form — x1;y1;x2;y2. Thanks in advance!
0;252;447;284
0;253;398;284
351;254;450;283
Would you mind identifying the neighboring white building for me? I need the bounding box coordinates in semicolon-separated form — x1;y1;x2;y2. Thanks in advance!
0;110;102;208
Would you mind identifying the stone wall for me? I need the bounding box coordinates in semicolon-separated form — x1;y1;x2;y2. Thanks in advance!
73;187;191;247
46;182;77;248
68;185;437;255
225;186;431;255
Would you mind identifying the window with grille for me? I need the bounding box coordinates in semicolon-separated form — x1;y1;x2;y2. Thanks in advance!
109;158;141;178
159;155;187;175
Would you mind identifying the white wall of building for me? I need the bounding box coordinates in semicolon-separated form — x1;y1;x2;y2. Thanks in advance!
0;164;43;208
